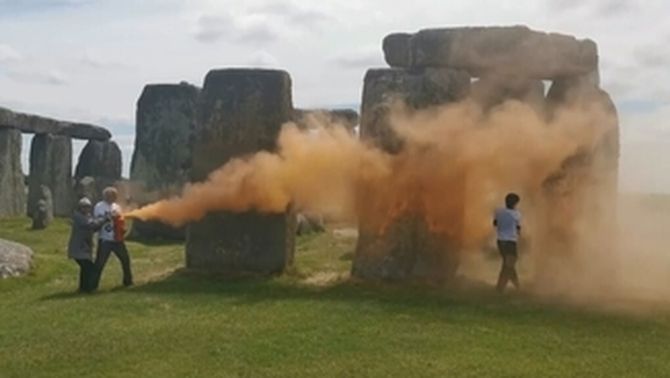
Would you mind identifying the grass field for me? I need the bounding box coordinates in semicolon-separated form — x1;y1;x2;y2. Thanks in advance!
1;217;670;377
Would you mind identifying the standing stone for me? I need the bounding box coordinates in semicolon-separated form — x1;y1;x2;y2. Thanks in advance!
31;185;53;230
75;140;122;180
536;74;619;290
359;68;470;152
186;69;295;274
129;82;199;240
293;109;359;133
28;134;73;217
131;83;199;189
74;140;122;204
352;68;470;282
0;128;26;217
74;176;97;203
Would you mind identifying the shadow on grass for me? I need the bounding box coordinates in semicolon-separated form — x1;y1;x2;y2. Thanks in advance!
121;269;575;324
40;291;94;300
126;237;183;247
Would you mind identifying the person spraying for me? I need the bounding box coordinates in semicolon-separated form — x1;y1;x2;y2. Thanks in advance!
93;187;133;288
493;193;522;293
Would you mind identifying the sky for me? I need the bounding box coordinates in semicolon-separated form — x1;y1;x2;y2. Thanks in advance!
0;0;668;193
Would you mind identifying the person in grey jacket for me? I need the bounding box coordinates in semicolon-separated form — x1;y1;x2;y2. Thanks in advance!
68;197;107;293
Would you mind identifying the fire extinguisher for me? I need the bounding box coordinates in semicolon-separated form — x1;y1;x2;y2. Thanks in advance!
113;213;126;242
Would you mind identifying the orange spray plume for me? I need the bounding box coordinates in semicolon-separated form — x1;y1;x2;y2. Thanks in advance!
126;100;615;249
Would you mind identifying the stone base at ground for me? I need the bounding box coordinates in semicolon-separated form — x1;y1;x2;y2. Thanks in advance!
296;213;325;235
353;216;459;282
186;211;295;274
31;185;53;230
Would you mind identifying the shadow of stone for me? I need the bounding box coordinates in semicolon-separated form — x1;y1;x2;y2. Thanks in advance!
339;252;354;261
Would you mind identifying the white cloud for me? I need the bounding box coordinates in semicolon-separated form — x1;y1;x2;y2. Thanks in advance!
246;50;279;67
193;14;232;43
331;48;384;69
7;69;68;86
247;1;331;29
597;0;631;16
0;43;22;63
193;13;277;45
79;50;129;70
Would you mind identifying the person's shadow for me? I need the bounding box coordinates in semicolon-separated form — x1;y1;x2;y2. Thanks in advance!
40;291;93;300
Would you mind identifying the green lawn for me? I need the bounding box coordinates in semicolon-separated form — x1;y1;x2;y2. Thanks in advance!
1;217;670;377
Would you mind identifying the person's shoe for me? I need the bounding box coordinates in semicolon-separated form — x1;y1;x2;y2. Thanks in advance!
123;281;134;287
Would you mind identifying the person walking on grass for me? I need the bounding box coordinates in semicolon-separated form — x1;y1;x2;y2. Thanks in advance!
494;193;522;293
67;197;107;293
93;187;133;289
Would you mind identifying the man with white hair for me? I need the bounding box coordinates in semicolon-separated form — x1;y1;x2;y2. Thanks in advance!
68;197;106;293
93;187;133;288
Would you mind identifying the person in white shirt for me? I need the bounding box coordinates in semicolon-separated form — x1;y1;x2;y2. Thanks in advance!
493;193;522;292
92;187;133;288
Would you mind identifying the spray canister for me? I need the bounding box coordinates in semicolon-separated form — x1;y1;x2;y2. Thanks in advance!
113;213;126;242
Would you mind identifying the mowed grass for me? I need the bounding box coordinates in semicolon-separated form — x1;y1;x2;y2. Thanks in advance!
1;218;670;377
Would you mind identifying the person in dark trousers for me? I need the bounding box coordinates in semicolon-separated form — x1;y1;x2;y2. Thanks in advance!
93;187;133;288
493;193;522;293
67;197;106;293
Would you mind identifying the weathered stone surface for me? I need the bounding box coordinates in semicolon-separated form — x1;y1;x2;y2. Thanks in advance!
360;68;470;152
0;106;111;140
28;134;73;217
470;75;545;112
537;82;619;289
546;70;618;166
186;69;295;274
0;128;26;217
383;26;598;80
296;213;325;235
382;33;413;68
293;109;359;132
129;83;199;240
31;185;53;230
130;83;199;190
72;140;121;206
546;69;601;106
0;238;33;278
74;176;98;203
353;67;470;282
353;216;459;282
75;140;122;180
